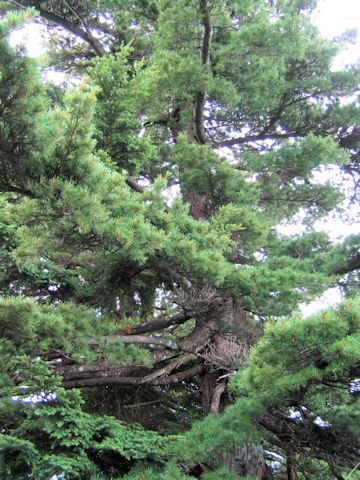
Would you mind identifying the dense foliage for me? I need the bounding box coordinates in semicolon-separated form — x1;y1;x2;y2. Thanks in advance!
0;1;359;478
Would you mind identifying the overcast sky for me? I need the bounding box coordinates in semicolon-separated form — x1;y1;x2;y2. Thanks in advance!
313;0;360;71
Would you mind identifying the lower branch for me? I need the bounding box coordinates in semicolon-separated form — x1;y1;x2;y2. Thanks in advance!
140;353;194;383
62;363;204;388
89;334;179;350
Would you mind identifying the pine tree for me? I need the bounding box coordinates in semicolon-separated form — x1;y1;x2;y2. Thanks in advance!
0;1;359;479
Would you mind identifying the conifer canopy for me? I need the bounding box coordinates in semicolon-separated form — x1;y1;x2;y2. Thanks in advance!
0;1;359;479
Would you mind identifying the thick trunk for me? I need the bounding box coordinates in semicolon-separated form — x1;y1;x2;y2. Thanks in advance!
181;3;270;477
221;445;272;480
200;372;272;479
200;370;225;414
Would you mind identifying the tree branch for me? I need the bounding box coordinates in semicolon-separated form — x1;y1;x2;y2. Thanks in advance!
140;353;194;383
119;312;193;335
89;334;179;350
61;363;204;388
54;319;212;390
215;131;302;148
125;177;145;193
0;182;36;197
56;362;146;380
334;252;360;275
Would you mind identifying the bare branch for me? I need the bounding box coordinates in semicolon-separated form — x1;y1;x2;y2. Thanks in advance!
62;363;204;388
56;362;146;380
140;353;194;383
119;312;193;335
150;363;204;385
214;131;302;148
89;334;179;350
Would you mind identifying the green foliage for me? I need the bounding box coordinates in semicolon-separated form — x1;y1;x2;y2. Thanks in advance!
0;385;166;479
201;468;251;479
0;296;152;385
235;298;360;401
0;4;355;317
125;462;196;480
88;48;156;174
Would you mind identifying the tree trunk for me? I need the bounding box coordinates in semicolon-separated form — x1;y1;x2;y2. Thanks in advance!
286;453;297;480
200;370;226;414
218;445;272;480
201;369;272;479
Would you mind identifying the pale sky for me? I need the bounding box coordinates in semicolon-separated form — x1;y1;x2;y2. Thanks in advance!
313;0;360;69
314;0;360;37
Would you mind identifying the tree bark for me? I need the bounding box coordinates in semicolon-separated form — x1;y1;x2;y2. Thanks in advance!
218;445;272;480
286;453;297;480
62;364;204;389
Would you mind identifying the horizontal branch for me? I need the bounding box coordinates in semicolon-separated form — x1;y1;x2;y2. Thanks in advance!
215;131;301;148
89;334;179;350
62;363;204;388
47;317;211;392
120;312;193;335
334;252;360;276
150;363;204;385
0;181;36;198
56;362;146;380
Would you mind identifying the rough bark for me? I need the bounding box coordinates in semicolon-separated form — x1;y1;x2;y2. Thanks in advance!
209;379;226;414
89;334;179;350
219;445;272;480
200;370;222;414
